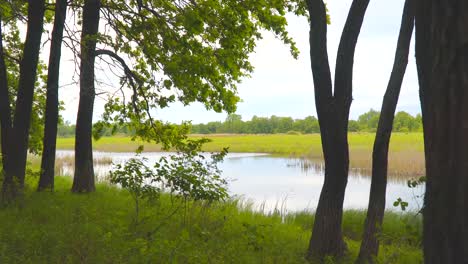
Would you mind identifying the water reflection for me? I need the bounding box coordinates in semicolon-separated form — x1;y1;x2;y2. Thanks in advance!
56;150;424;212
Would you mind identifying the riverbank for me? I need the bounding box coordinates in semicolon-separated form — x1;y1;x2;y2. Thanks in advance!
56;133;425;177
0;177;421;263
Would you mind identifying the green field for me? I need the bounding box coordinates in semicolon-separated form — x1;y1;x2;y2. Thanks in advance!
57;133;425;177
0;177;421;263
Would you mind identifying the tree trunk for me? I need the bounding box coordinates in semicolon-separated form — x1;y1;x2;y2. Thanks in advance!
415;1;468;263
306;0;370;260
1;0;46;198
0;14;13;185
72;0;100;193
38;0;68;191
356;1;414;262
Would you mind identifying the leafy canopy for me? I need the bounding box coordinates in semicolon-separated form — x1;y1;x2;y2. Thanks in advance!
91;0;306;147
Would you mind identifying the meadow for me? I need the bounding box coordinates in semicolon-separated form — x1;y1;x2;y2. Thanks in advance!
57;133;425;177
0;177;422;263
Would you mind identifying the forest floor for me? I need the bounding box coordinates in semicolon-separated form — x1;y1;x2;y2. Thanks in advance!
0;177;422;263
57;133;425;177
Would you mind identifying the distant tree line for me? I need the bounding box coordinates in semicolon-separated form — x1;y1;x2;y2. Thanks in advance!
57;122;134;138
189;109;422;134
57;109;423;137
191;114;318;134
348;109;422;133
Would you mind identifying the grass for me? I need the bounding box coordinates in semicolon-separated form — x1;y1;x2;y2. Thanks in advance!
27;154;113;177
57;133;425;178
0;177;422;263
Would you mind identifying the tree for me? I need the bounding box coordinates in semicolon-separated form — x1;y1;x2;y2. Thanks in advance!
306;0;370;260
0;0;46;199
277;116;294;133
224;114;243;133
70;0;306;193
38;0;68;191
72;0;101;192
357;0;414;262
348;120;360;132
358;109;380;131
393;111;417;132
415;1;468;262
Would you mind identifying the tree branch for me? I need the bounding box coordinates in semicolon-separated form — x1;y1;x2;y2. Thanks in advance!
95;49;143;117
333;0;370;109
307;0;333;110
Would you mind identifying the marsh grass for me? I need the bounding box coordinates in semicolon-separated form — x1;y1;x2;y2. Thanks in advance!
27;155;114;176
0;177;422;263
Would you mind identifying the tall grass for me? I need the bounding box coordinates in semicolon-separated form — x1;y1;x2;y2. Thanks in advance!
0;177;422;263
28;155;113;170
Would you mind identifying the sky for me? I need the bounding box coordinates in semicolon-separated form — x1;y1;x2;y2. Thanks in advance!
57;0;420;124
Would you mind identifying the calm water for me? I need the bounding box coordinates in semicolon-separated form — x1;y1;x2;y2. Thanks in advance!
57;150;423;212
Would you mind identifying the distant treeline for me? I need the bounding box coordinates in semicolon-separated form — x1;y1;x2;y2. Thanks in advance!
58;122;134;138
57;109;423;137
191;109;423;134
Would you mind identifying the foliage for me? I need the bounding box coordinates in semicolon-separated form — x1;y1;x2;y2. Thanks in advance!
393;197;409;211
191;110;423;134
356;109;422;133
0;17;51;155
191;114;320;134
154;144;229;201
110;139;229;224
57;121;76;138
87;0;307;150
394;176;426;212
109;157;161;224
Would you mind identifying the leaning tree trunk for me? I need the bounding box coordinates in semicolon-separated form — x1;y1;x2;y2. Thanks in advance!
356;0;414;262
72;0;100;193
415;1;468;263
306;0;370;260
38;0;68;191
1;0;46;199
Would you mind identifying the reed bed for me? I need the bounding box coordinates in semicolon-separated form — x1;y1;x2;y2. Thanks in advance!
27;154;113;174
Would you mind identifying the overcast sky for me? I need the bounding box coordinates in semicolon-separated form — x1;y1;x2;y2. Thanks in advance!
57;0;420;124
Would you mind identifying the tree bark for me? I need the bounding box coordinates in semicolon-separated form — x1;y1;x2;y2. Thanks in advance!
1;0;46;198
72;0;100;193
415;1;468;263
0;14;13;183
38;0;68;191
356;0;414;262
306;0;370;260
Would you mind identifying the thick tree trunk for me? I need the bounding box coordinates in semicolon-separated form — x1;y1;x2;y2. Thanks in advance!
38;0;68;191
72;0;100;193
0;15;12;181
1;0;46;198
308;120;349;258
415;1;468;263
356;1;414;263
306;0;370;260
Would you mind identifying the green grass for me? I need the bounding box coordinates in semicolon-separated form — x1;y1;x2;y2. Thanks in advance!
0;177;422;263
57;133;425;177
56;133;424;154
56;136;164;152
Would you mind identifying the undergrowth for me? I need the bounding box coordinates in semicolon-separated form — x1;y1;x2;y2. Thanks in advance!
0;177;422;263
